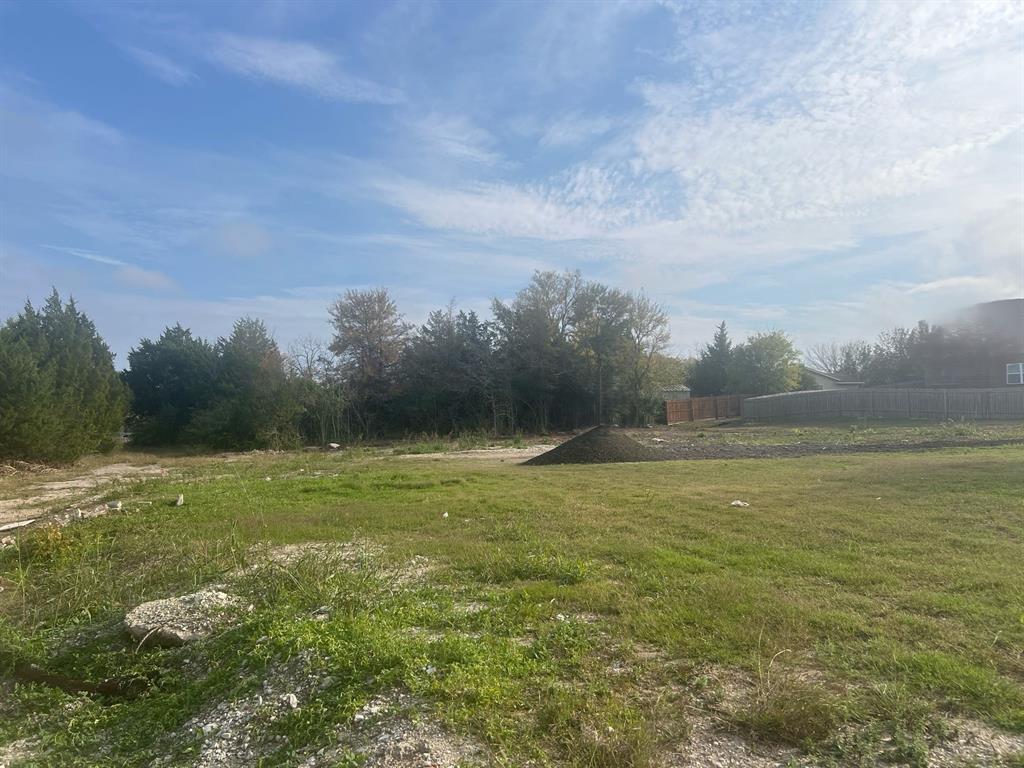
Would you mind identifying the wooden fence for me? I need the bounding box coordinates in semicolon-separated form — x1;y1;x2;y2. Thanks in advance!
742;388;1024;422
666;395;747;424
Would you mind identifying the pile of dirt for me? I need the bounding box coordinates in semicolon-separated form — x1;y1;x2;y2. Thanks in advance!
524;425;659;466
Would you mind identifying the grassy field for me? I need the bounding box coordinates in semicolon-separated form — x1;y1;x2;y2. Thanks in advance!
1;432;1023;766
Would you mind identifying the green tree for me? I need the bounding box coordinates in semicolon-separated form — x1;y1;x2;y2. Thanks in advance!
0;290;127;463
688;322;732;396
727;330;801;395
123;324;216;445
189;318;299;448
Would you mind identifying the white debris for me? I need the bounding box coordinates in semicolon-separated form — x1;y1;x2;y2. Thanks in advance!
124;588;245;647
442;511;449;519
327;443;341;450
175;494;185;506
0;519;35;532
282;693;300;710
730;500;750;507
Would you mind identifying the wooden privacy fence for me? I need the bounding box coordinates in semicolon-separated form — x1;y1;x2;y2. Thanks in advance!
742;388;1024;422
666;395;747;424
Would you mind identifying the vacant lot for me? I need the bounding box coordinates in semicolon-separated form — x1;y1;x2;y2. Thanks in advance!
1;427;1023;767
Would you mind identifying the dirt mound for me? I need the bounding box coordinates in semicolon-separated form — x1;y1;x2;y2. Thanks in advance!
524;425;659;465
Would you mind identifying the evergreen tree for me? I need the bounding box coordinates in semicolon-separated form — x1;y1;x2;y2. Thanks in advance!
688;322;732;396
0;290;127;463
124;324;216;445
188;318;299;448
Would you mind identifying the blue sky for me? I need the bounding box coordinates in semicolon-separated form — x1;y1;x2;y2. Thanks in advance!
1;0;1022;364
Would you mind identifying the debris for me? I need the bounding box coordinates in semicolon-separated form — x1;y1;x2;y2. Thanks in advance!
175;494;185;506
125;589;246;647
327;443;341;450
264;477;272;482
442;511;449;519
106;500;123;511
281;693;299;710
0;519;36;532
730;500;750;507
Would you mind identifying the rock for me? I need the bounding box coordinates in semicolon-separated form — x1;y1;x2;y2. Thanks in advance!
1;535;16;549
106;500;123;511
0;519;35;532
730;500;750;507
282;693;299;709
327;443;341;450
125;589;244;647
175;494;185;507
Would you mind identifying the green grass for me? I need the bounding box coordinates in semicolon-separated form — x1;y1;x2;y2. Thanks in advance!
1;440;1023;765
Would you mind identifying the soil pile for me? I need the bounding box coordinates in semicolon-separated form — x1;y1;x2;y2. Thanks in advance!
524;425;659;466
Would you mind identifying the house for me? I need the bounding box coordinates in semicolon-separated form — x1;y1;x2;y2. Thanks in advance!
659;384;691;401
800;366;863;390
925;299;1024;388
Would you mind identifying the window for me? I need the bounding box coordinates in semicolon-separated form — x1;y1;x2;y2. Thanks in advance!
1009;363;1024;385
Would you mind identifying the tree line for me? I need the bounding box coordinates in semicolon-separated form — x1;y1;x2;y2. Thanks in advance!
0;274;682;461
2;280;1009;463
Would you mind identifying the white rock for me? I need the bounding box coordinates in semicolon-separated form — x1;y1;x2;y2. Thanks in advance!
282;693;299;709
730;500;750;507
175;494;185;507
124;588;244;647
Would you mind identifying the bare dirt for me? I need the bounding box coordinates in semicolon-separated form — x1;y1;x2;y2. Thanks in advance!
0;462;167;527
626;429;1024;461
396;444;556;461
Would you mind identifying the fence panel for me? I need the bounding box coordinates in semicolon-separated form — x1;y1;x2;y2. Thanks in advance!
666;395;747;424
742;388;1024;422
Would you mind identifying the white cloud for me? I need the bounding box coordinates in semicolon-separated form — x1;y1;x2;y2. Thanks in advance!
207;34;403;104
210;220;274;258
114;265;177;292
407;113;501;165
539;112;613;148
121;45;194;86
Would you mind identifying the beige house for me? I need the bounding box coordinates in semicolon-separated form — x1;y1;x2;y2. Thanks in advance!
801;366;863;391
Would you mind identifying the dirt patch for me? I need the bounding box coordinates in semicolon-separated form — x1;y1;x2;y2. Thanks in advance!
927;717;1024;767
396;445;556;461
0;462;167;527
524;426;659;465
627;429;1024;461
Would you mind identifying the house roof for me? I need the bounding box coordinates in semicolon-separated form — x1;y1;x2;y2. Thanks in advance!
801;365;863;385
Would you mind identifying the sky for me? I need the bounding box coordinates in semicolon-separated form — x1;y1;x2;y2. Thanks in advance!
1;0;1022;365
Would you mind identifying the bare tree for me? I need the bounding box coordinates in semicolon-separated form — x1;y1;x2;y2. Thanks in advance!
622;292;670;425
806;341;872;378
286;335;331;381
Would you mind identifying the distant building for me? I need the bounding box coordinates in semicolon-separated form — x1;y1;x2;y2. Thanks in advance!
800;367;863;391
659;384;691;401
927;299;1024;388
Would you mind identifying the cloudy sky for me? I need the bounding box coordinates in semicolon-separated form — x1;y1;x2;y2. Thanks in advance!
1;0;1022;363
